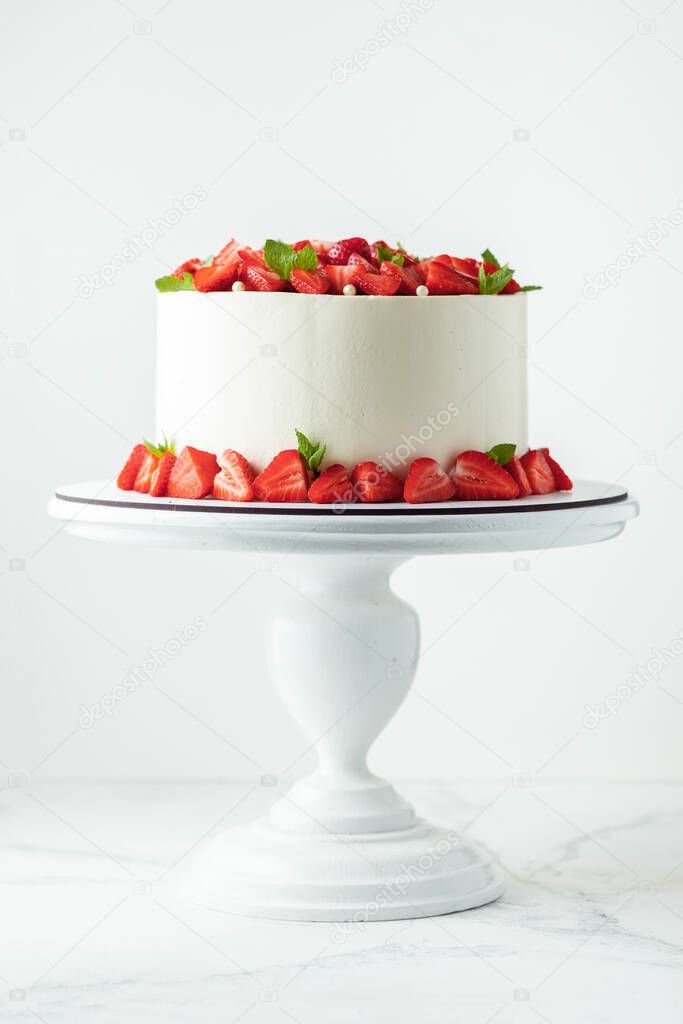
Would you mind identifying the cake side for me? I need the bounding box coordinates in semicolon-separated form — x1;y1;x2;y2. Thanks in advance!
156;292;527;473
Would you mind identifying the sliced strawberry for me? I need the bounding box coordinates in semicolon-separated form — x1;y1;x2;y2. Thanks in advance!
117;443;147;490
501;279;521;294
309;464;356;503
356;272;401;296
213;449;255;501
194;261;238;292
404;458;456;504
379;260;422;295
504;455;532;497
253;450;309;502
149;451;176;497
351;462;403;502
540;448;573;491
167;446;220;499
450;450;520;500
415;258;432;283
327;237;370;265
133;452;158;494
325;264;360;294
243;262;287;292
426;258;479;296
347;252;375;271
214;239;241;265
290;268;330;294
173;258;202;279
310;239;334;257
519;449;555;495
293;239;311;251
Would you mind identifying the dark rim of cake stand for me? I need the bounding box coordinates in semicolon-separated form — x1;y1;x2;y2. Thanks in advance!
54;488;630;518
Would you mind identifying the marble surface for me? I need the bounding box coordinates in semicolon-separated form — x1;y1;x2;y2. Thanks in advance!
1;779;682;1022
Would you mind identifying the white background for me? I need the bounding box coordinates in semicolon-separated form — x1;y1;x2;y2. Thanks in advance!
2;0;682;785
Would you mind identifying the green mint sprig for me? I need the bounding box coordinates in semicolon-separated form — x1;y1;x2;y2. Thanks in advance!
478;262;515;295
295;429;326;476
264;240;318;281
155;272;195;293
487;443;516;466
375;242;405;268
481;248;543;292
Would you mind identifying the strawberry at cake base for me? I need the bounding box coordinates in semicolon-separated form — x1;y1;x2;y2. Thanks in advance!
156;292;528;472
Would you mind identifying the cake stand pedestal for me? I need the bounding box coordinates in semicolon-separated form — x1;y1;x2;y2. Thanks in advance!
49;481;638;922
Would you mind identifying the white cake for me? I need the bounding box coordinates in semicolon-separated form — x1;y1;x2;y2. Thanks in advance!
156;292;527;474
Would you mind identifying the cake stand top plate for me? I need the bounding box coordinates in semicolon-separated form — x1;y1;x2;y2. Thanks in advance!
49;480;638;556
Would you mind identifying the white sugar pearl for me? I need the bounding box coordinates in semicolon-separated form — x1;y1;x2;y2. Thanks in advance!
231;280;246;292
416;284;429;297
342;283;357;296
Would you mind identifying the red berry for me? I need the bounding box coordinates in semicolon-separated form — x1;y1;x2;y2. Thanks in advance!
426;258;479;296
243;262;287;292
351;462;403;502
194;261;238;292
325;264;360;294
309;464;356;504
133;452;158;494
356;272;401;296
450;450;520;500
149;451;176;497
540;449;573;491
327;237;370;265
253;450;309;502
501;279;521;294
117;444;147;491
504;455;532;497
173;258;202;279
290;268;330;294
379;260;423;295
519;449;555;495
213;449;255;502
404;458;456;503
167;446;220;499
347;252;375;271
214;239;241;265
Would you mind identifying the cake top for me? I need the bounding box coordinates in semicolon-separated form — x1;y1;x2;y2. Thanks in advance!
155;238;541;298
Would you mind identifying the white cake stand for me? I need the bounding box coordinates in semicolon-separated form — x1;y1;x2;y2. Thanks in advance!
49;480;638;922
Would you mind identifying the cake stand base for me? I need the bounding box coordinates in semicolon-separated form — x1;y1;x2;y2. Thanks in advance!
49;481;638;922
185;819;502;923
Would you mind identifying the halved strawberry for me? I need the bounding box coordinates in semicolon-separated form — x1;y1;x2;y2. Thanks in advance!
117;444;147;490
309;464;355;503
290;268;330;294
167;446;220;499
243;262;287;292
133;452;158;494
450;450;520;500
379;260;422;295
347;252;375;271
415;258;432;283
293;239;311;251
325;264;360;294
351;462;403;502
426;258;479;296
173;258;202;279
253;450;309;502
356;272;401;296
501;279;521;295
327;237;371;265
404;458;456;504
540;449;573;491
213;449;255;502
519;449;555;495
194;261;239;292
149;451;176;497
504;455;532;497
214;239;241;265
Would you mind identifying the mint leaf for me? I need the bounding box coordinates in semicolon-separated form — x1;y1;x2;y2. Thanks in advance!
517;284;543;292
480;248;500;269
376;242;405;268
294;244;318;272
155;272;195;292
487;443;516;466
295;428;326;477
478;263;515;295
